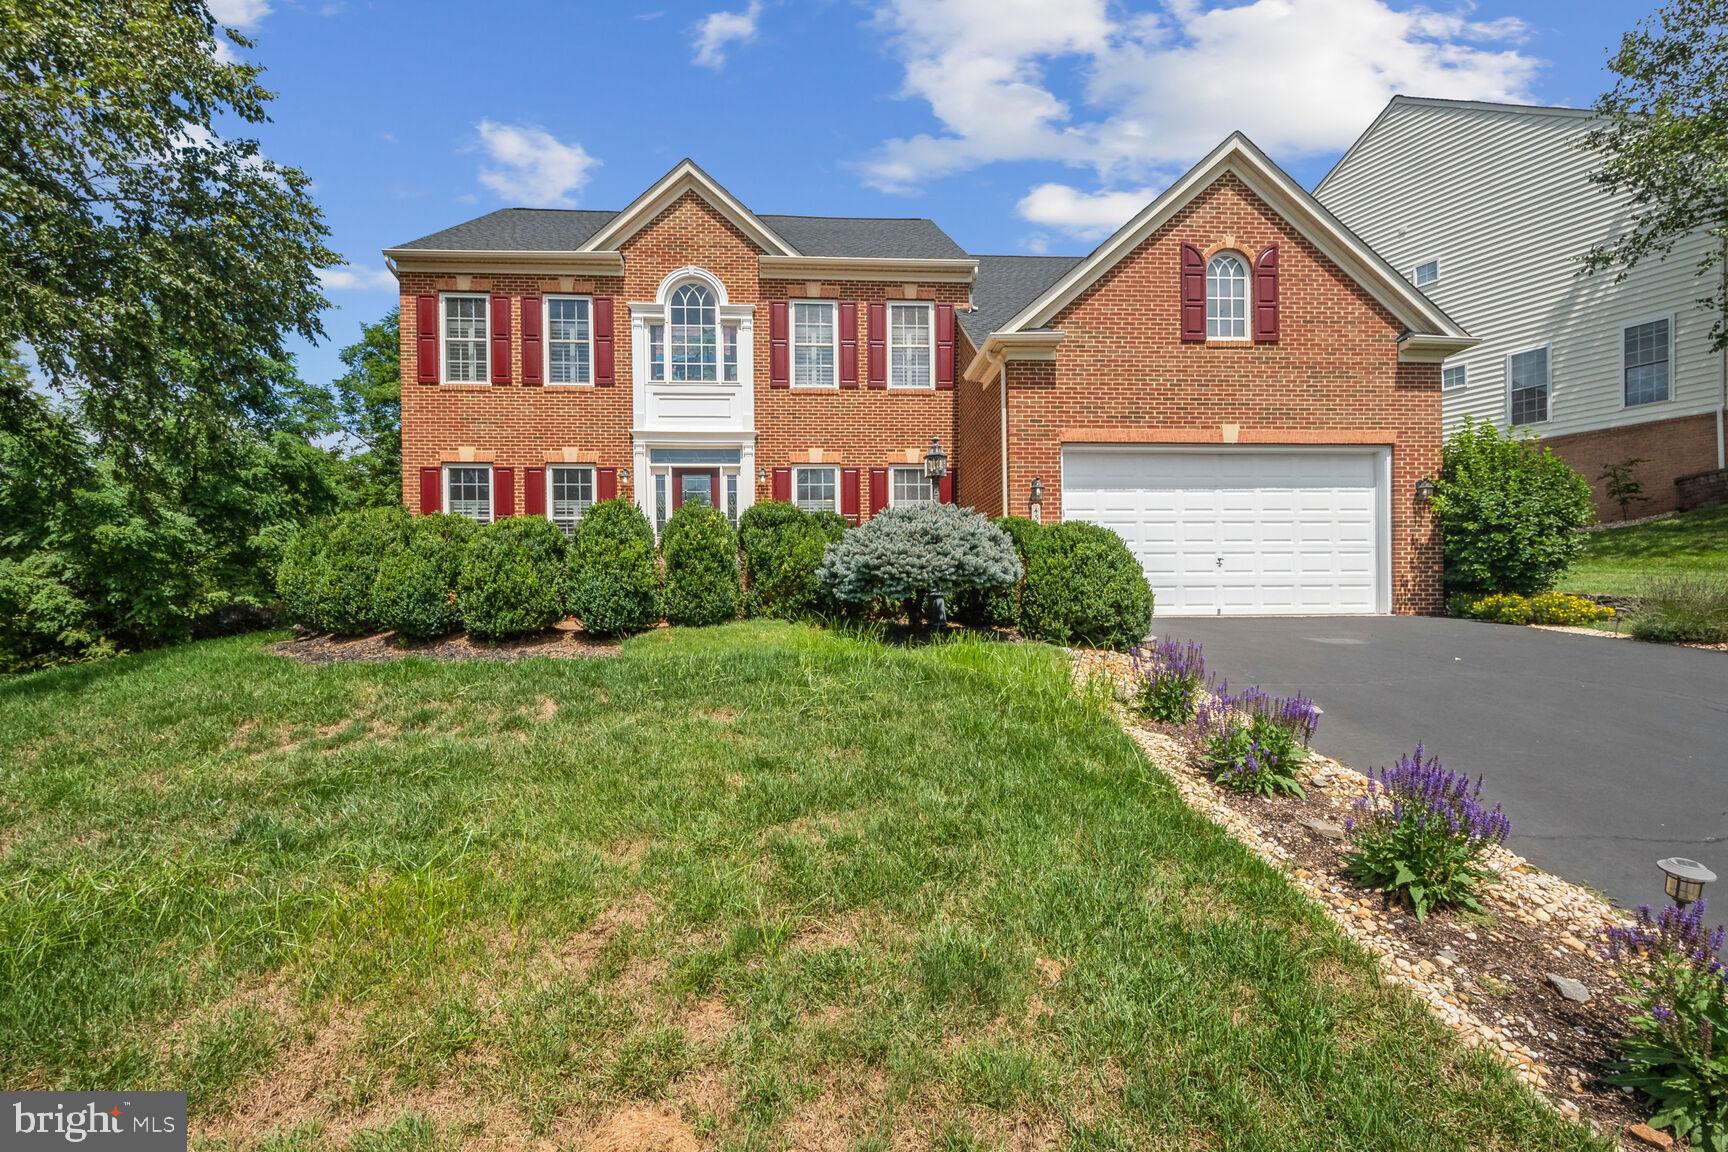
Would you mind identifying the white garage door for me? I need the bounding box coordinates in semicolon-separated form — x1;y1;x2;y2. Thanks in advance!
1062;446;1388;616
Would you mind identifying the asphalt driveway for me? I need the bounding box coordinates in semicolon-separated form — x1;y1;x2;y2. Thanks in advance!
1151;616;1728;912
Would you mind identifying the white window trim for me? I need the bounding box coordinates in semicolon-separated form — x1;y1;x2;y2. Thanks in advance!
791;465;841;513
1204;251;1251;343
543;295;595;387
1413;259;1440;287
887;465;937;507
1441;362;1467;391
1505;341;1553;427
440;293;490;386
546;464;596;532
1620;311;1676;410
789;299;840;390
442;463;494;524
886;301;936;390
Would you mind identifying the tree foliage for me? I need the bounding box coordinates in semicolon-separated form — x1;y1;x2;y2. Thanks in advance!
331;310;402;507
1582;0;1728;349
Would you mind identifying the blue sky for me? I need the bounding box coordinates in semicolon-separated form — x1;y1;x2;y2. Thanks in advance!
216;0;1660;392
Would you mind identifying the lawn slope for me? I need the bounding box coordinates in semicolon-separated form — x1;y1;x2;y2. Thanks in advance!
0;624;1600;1151
1561;503;1728;596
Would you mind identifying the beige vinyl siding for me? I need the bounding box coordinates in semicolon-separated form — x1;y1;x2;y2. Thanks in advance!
1317;101;1723;440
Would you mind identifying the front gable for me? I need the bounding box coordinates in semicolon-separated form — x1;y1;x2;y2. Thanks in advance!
581;159;795;257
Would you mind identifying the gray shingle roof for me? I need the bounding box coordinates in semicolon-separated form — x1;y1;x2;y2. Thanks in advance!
390;208;967;259
961;255;1084;343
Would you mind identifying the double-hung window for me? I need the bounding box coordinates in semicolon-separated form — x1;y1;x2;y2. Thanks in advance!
888;302;933;388
889;466;935;507
547;465;594;534
793;466;838;513
444;465;492;524
792;301;837;388
546;296;592;385
442;295;489;383
1507;345;1550;426
1623;318;1671;406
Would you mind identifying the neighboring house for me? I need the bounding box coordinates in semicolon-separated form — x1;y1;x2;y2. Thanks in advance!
385;136;1471;616
1317;96;1728;518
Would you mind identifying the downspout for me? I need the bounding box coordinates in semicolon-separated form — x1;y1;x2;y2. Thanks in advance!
998;361;1010;515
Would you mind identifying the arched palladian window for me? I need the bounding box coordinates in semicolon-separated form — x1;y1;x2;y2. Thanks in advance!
1205;252;1249;341
667;281;719;381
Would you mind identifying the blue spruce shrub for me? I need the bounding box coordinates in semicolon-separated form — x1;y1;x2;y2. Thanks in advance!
816;503;1020;621
660;502;740;626
371;513;476;639
456;516;569;639
1019;521;1152;650
567;498;661;636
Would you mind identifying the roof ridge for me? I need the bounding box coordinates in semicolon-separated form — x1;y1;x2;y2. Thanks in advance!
1390;94;1596;118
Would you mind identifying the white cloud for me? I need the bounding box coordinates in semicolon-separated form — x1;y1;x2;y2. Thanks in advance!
318;265;398;293
207;0;271;31
474;121;599;208
693;1;762;68
860;0;1542;192
1016;183;1158;239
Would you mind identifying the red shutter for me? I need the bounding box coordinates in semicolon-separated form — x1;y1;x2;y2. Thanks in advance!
839;302;859;388
939;468;955;504
416;295;438;383
935;303;955;389
769;301;789;388
771;467;791;502
490;295;512;384
419;467;441;513
523;466;545;516
867;302;886;388
1180;243;1206;343
492;466;515;518
1254;245;1280;343
521;295;542;384
841;467;860;524
868;467;889;517
594;297;615;385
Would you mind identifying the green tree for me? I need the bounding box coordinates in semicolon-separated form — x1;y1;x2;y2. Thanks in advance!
1582;0;1728;349
0;0;339;459
331;310;402;507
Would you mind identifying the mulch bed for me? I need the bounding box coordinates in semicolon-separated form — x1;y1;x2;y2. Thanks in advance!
1074;650;1667;1149
271;621;622;665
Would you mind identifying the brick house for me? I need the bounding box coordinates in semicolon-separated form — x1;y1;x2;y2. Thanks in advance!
386;136;1472;616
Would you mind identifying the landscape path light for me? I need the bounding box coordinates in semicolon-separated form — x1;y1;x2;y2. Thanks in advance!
1658;857;1716;908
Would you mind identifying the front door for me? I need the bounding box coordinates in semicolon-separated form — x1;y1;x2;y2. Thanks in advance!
671;468;719;512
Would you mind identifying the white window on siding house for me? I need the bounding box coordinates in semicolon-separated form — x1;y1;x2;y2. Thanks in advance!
1624;318;1671;406
547;465;594;534
890;466;935;506
888;302;933;388
1205;253;1248;340
793;466;838;513
444;465;492;524
442;295;489;383
546;296;592;385
1507;345;1550;426
1442;363;1467;391
1413;260;1439;287
792;302;837;388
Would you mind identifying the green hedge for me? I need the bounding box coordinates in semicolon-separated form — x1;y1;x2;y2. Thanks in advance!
739;501;847;620
1020;521;1152;650
953;515;1042;629
568;498;660;636
371;513;476;639
456;516;569;639
661;502;740;626
275;506;412;635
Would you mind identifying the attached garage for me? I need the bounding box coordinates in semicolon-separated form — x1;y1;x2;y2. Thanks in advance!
1061;446;1391;616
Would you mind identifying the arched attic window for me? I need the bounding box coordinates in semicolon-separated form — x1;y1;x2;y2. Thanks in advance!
1205;252;1249;341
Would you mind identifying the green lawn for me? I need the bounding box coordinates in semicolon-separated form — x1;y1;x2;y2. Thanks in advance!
0;624;1600;1151
1560;503;1728;596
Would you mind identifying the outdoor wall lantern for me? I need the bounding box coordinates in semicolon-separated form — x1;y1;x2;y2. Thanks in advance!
1414;476;1437;504
923;437;949;484
1029;476;1044;523
1659;857;1716;908
757;467;769;484
618;468;631;484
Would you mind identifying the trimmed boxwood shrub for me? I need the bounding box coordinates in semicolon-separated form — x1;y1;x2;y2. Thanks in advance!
953;515;1042;628
661;502;740;626
1020;521;1152;650
456;516;569;639
371;514;476;639
568;498;660;636
276;506;412;635
740;501;848;620
817;503;1020;623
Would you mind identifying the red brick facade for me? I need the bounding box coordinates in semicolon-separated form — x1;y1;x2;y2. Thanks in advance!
1541;411;1721;518
399;163;1449;615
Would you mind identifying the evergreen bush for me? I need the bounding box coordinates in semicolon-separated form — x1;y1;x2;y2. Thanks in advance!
952;515;1041;628
1019;521;1152;650
568;498;661;636
275;505;412;635
738;501;847;620
816;503;1020;623
371;513;476;639
456;516;568;639
661;502;740;626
